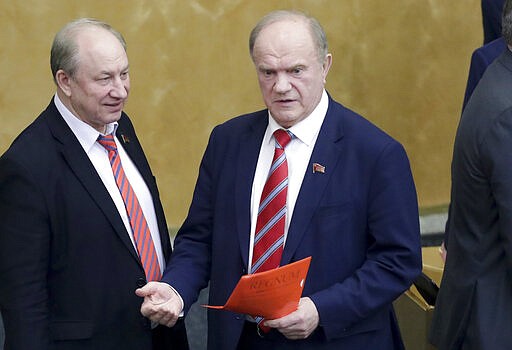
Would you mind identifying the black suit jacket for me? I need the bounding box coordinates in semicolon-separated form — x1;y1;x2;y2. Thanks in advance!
0;100;188;350
430;49;512;349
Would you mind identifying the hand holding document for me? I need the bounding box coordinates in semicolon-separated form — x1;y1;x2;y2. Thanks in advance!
204;256;311;319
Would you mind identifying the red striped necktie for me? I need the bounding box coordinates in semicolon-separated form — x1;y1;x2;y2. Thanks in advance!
251;128;293;332
97;134;161;282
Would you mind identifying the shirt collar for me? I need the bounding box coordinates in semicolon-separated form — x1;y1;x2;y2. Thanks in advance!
54;93;118;153
267;89;328;147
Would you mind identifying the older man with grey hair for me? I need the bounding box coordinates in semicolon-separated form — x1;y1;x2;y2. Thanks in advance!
137;9;421;350
0;18;188;350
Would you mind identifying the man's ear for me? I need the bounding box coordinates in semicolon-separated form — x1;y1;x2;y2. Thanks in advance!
55;69;72;97
322;53;333;84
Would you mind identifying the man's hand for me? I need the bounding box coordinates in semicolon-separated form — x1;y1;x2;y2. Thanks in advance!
135;281;182;327
264;297;319;339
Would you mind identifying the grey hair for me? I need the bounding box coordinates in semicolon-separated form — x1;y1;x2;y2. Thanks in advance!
502;0;512;45
249;10;328;63
50;18;127;84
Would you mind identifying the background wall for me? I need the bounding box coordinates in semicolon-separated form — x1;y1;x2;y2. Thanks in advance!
0;0;482;227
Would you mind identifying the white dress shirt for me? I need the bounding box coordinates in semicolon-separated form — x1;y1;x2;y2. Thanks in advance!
247;90;328;272
54;94;165;273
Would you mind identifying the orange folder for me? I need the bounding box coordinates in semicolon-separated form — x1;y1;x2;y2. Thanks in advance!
203;256;311;319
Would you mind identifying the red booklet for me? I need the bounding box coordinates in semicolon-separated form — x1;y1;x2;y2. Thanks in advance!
203;256;311;319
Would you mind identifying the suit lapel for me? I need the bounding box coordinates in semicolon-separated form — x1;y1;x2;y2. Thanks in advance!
282;100;345;264
45;105;141;264
235;113;268;268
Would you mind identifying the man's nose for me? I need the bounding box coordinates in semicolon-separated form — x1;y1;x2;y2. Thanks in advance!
274;74;291;93
110;77;129;99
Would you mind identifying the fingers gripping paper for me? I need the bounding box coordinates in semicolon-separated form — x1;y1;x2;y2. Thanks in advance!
203;256;311;319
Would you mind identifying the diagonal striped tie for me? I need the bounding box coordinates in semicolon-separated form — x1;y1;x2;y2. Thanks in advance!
97;134;161;282
251;128;293;332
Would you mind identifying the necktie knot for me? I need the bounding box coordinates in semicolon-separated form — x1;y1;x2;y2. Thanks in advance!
274;129;292;149
97;134;117;153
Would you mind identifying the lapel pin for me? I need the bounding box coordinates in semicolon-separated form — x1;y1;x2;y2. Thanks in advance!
121;134;130;144
312;163;325;174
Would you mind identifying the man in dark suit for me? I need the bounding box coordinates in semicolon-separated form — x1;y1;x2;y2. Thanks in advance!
137;10;421;350
429;1;512;349
441;2;507;259
0;19;188;350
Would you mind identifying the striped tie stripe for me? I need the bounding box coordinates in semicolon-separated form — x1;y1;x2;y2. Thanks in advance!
98;134;161;282
254;206;287;244
251;235;285;272
257;178;288;214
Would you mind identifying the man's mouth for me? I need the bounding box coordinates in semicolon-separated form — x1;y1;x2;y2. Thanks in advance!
105;101;124;110
275;98;295;104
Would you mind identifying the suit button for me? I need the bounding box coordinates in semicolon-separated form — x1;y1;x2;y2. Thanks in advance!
136;277;147;288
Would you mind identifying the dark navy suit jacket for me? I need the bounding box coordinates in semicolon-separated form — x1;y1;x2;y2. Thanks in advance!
163;95;422;349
